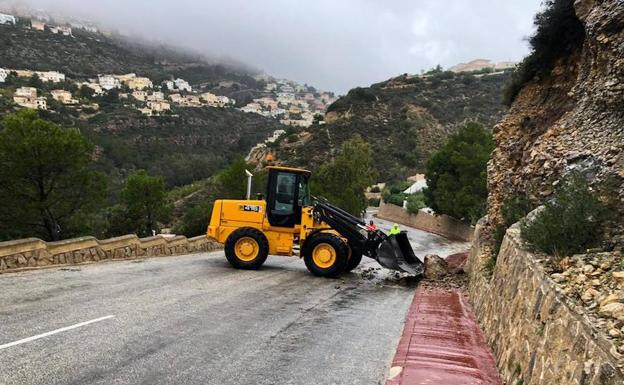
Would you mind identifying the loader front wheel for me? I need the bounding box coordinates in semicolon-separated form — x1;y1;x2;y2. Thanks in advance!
344;248;363;273
303;233;348;277
225;228;269;270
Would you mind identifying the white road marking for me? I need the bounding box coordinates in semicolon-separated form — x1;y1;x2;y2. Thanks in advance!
0;315;115;350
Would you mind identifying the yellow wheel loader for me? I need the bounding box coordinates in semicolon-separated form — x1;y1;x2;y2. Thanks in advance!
207;166;423;277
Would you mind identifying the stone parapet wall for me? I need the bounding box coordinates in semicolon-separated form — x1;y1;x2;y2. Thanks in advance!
0;234;221;273
467;221;624;385
376;201;474;241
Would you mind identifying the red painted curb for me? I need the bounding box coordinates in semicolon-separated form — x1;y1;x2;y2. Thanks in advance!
386;286;503;385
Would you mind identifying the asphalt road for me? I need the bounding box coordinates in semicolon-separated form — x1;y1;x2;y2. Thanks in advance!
0;224;468;385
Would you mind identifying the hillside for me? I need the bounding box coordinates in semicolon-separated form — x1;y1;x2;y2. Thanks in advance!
256;69;511;181
0;22;286;187
0;24;264;103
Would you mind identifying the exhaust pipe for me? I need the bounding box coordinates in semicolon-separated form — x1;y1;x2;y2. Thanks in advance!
245;169;253;200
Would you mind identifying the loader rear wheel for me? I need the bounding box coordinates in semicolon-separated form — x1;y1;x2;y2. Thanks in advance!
303;233;348;277
225;228;269;270
344;248;363;273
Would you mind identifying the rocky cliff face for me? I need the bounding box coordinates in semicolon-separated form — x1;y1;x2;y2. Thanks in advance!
487;0;624;246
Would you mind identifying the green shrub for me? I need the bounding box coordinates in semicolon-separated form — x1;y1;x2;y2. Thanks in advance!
173;201;212;237
406;192;426;214
381;181;411;205
503;0;585;106
521;173;609;257
423;122;494;223
502;196;533;227
493;195;534;256
385;193;405;207
367;197;381;207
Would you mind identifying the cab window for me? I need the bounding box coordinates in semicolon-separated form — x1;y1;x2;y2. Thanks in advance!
298;176;311;207
273;172;296;215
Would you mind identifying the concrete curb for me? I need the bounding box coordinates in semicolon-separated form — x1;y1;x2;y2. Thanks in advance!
386;286;503;385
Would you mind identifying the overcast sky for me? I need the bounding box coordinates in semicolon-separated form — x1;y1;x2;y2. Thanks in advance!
11;0;543;94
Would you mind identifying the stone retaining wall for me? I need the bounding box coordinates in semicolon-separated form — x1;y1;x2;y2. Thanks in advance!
376;201;474;241
0;234;221;273
467;221;624;385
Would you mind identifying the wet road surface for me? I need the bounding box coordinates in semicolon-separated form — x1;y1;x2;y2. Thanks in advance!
0;225;468;385
366;210;470;259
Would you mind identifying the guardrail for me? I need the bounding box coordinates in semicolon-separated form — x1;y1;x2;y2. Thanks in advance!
0;234;221;273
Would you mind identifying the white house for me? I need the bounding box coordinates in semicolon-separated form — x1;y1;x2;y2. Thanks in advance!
217;95;232;105
163;80;175;90
174;78;192;92
98;75;120;90
15;87;37;98
0;68;8;82
404;174;428;194
138;107;152;116
0;13;16;25
49;25;73;36
36;71;65;83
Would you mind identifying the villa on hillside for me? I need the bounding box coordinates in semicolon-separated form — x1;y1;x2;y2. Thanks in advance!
174;78;192;92
51;89;78;105
147;100;170;113
13;87;47;110
11;69;65;83
132;90;148;101
146;91;164;101
49;25;73;36
98;75;120;90
126;77;153;90
31;20;45;31
37;71;65;83
78;82;103;95
0;13;16;25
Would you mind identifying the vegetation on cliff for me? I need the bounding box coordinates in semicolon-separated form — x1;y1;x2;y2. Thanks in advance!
503;0;585;106
521;172;613;257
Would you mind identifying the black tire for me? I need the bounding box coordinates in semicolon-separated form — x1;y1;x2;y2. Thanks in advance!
344;247;363;273
224;227;269;270
303;233;348;277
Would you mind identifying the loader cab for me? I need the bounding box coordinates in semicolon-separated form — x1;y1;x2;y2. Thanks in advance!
266;166;312;228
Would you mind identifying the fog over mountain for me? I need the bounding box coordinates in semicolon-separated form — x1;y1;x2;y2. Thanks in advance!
7;0;542;93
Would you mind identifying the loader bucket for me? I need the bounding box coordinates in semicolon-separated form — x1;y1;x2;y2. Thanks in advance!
376;232;424;276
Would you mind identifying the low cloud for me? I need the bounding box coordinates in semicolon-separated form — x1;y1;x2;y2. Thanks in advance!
8;0;542;93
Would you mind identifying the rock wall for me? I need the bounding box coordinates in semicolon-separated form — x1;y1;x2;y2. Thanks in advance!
487;0;624;246
0;234;221;273
377;201;474;241
467;221;624;385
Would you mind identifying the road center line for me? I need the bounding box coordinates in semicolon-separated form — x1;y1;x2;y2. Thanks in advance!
0;315;115;350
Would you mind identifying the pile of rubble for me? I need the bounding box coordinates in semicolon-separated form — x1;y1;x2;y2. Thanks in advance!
546;251;624;352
